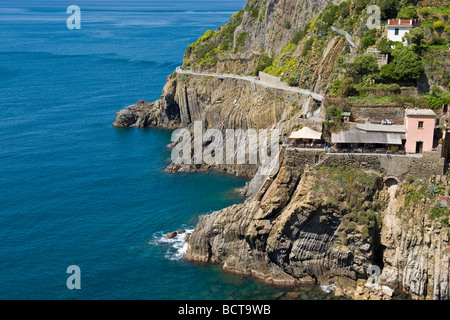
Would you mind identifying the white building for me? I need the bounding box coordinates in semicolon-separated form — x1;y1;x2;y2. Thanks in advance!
387;18;420;45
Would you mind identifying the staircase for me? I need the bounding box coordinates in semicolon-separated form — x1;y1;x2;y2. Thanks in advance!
366;48;388;68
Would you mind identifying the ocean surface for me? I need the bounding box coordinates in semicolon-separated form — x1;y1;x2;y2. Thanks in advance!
0;0;331;299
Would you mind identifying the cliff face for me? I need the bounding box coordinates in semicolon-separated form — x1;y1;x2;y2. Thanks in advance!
185;151;450;300
113;0;349;136
111;0;450;299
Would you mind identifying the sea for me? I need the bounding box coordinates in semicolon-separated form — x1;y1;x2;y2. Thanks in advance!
0;0;332;300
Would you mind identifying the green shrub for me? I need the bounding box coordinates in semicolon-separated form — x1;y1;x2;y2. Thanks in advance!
253;52;273;75
235;32;248;47
433;21;445;33
325;104;343;120
287;75;300;86
301;38;314;56
380;0;400;20
321;4;339;27
337;77;358;97
427;93;450;110
377;37;394;54
291;29;305;45
403;27;425;47
346;55;379;81
347;221;356;232
419;7;431;17
380;46;424;82
354;0;369;13
398;5;418;19
430;203;450;228
285;20;291;29
338;1;350;18
445;25;450;40
361;35;376;48
430;37;447;45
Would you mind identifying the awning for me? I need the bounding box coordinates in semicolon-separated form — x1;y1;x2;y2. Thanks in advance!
331;129;402;145
289;127;323;140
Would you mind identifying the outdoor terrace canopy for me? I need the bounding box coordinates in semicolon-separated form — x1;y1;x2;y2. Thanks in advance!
331;129;402;145
289;127;323;140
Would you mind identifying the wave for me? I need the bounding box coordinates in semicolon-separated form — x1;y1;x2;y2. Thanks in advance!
149;228;194;261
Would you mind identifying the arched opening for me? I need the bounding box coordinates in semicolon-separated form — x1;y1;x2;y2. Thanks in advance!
384;177;398;188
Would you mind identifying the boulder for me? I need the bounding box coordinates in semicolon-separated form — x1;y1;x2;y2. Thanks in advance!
112;108;138;128
382;285;394;298
166;231;178;239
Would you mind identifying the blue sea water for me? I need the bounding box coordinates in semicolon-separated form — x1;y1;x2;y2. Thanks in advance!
0;0;330;300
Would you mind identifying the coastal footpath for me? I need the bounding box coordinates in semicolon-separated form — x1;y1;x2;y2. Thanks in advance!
113;0;450;299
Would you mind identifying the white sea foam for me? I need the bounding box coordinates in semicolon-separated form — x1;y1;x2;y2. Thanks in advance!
320;284;337;294
150;228;194;261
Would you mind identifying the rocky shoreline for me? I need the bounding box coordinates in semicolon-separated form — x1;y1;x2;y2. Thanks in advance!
112;0;450;300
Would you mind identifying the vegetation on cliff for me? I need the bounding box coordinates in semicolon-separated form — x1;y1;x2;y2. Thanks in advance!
182;0;449;113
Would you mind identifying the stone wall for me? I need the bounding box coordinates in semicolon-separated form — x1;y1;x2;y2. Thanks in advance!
286;147;446;180
258;71;288;88
318;150;445;180
347;105;405;122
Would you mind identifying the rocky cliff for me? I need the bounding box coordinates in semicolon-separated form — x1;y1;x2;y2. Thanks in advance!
112;0;352;136
112;0;450;299
185;150;450;300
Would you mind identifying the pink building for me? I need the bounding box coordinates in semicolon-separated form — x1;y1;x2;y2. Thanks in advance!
404;109;436;153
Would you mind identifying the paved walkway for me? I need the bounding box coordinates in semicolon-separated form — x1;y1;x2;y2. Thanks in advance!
175;67;324;101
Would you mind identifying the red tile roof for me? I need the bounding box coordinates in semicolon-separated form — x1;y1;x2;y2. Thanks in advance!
388;18;420;26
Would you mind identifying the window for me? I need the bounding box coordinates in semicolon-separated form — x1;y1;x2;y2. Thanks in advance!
418;121;424;129
394;28;399;36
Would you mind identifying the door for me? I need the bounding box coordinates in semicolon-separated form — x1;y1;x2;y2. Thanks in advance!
416;141;423;154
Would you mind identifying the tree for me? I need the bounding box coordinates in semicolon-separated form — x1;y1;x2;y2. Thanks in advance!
397;6;418;19
362;34;376;48
347;55;379;81
337;77;358;97
338;1;350;18
376;37;394;54
380;46;424;83
380;0;400;20
403;27;424;46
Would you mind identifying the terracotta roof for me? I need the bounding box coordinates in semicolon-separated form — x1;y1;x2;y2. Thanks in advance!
388;18;420;26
